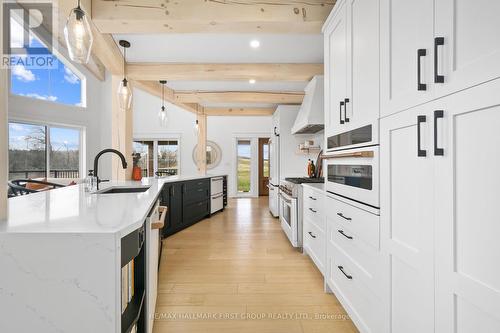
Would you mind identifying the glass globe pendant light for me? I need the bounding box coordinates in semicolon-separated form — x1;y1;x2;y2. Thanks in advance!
158;80;168;127
117;40;132;110
64;0;94;64
194;119;200;136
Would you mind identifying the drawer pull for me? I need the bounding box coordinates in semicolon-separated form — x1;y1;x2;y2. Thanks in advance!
337;213;352;221
198;188;204;192
338;229;353;240
338;266;353;280
308;231;317;239
309;196;317;201
309;208;317;213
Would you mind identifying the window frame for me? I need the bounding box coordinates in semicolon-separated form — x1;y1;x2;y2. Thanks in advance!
133;138;181;177
8;119;85;180
7;14;87;108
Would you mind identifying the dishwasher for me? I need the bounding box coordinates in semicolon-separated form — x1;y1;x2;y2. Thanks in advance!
210;177;224;214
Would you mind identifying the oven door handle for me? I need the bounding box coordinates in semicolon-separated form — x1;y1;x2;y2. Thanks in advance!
323;151;374;159
279;193;292;204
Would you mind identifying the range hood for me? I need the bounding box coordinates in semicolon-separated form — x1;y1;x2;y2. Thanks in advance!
292;75;324;134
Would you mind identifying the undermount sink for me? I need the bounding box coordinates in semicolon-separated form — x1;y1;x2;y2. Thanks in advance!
96;186;151;194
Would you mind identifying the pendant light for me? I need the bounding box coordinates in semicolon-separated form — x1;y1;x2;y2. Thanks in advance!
117;40;132;110
194;119;200;136
158;80;168;127
64;0;94;64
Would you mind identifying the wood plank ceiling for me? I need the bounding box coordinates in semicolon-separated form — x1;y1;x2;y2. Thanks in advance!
55;0;334;115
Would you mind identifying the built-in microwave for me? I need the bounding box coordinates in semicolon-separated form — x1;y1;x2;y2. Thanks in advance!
325;146;379;209
326;121;379;152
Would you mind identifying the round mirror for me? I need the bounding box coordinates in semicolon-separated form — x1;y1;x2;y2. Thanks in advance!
192;141;222;170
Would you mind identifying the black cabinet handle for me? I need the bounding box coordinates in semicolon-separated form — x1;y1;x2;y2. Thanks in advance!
338;229;353;240
434;37;444;83
274;126;279;137
417;49;427;91
337;212;352;221
339;101;345;124
338;266;353;280
308;231;316;239
417;115;427;157
344;98;350;122
308;196;317;201
309;208;317;213
434;110;444;156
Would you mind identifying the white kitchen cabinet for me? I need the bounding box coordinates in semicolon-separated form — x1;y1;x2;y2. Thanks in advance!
381;0;500;118
380;79;500;333
324;0;348;139
434;80;500;333
434;0;500;98
302;185;326;275
325;194;386;333
380;104;435;333
324;0;380;137
344;0;380;131
380;0;435;117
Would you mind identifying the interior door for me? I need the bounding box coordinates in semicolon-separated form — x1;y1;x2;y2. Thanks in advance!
434;0;500;98
435;81;500;333
380;105;435;333
324;1;348;137
258;138;270;196
380;0;434;117
345;0;380;129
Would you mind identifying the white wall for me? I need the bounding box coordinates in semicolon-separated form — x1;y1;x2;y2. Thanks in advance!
132;88;272;197
8;63;113;181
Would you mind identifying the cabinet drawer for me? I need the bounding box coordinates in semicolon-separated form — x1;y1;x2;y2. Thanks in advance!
210;194;224;214
326;195;380;249
184;179;210;191
183;187;210;205
183;200;209;225
327;216;382;292
210;177;224;196
327;242;385;333
303;218;326;275
303;187;325;231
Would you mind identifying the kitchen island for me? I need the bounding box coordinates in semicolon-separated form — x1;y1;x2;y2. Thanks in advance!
0;174;226;333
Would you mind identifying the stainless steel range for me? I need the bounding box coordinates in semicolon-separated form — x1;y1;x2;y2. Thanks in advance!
279;177;324;249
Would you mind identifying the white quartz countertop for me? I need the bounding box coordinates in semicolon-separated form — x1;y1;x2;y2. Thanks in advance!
0;174;225;237
302;183;325;191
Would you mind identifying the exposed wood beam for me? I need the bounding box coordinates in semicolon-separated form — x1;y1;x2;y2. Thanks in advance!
91;0;335;34
132;81;199;114
175;91;304;104
127;63;323;82
205;107;275;116
196;106;207;175
55;0;123;75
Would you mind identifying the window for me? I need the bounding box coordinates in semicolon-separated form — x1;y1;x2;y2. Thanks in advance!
263;142;270;178
133;141;154;177
157;141;179;176
9;17;85;107
8;122;81;180
133;139;180;177
237;140;252;193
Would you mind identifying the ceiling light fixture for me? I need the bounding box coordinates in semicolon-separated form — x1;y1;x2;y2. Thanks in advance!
158;80;168;127
249;79;256;84
117;40;132;111
64;0;93;63
250;40;260;48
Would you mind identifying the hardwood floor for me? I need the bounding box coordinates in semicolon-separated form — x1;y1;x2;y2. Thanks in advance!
154;197;358;333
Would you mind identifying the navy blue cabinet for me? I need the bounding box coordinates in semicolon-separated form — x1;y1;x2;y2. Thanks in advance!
160;178;214;238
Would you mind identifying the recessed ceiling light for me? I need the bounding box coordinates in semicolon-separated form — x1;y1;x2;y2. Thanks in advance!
249;79;256;84
250;40;260;48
